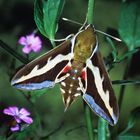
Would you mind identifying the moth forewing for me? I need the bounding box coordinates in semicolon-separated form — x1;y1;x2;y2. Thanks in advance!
83;50;119;125
11;40;73;90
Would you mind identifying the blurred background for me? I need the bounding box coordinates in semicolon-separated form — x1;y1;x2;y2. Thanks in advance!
0;0;140;139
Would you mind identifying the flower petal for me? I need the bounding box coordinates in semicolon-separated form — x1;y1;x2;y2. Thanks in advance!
11;124;20;132
19;108;30;116
18;37;27;45
22;46;32;54
20;116;33;124
26;34;35;44
3;106;19;116
14;116;21;123
34;36;42;45
18;33;42;54
32;45;42;52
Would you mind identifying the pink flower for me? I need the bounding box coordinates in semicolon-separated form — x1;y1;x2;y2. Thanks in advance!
3;106;33;131
18;34;42;54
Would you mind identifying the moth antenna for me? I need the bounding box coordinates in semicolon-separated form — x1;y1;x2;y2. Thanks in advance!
62;17;82;26
62;17;122;42
79;18;88;30
62;17;88;31
50;34;74;42
95;29;122;42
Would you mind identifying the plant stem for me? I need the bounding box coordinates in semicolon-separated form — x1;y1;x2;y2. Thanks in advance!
87;0;95;24
118;54;132;111
115;49;133;138
87;1;108;140
41;121;64;139
112;79;140;85
0;40;28;64
84;0;95;140
51;40;56;48
98;118;107;140
118;32;135;110
84;102;94;140
50;35;56;48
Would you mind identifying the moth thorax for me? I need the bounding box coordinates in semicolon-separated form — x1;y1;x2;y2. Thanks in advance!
73;28;97;62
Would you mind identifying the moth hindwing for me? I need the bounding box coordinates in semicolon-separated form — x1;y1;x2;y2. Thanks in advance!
11;24;119;125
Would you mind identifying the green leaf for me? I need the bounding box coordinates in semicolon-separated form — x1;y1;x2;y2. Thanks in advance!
116;48;138;63
119;0;140;50
127;107;140;130
117;135;140;140
118;107;140;135
34;0;65;39
34;0;46;37
106;37;118;62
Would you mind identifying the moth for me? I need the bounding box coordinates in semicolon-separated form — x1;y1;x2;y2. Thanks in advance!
11;24;119;125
